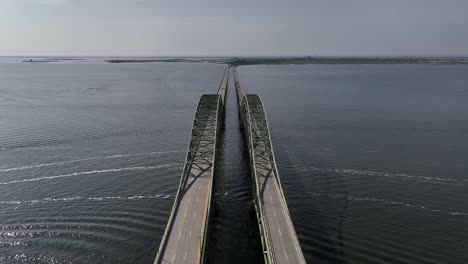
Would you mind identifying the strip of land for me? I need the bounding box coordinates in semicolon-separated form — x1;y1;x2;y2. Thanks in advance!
105;57;468;65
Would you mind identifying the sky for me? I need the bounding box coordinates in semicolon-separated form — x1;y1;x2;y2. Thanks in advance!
1;0;468;56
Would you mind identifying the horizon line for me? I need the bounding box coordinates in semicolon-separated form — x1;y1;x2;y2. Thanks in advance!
1;54;468;58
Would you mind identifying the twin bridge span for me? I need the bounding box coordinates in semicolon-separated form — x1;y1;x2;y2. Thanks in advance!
154;67;305;264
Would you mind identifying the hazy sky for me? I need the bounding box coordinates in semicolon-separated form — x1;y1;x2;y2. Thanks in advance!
1;0;468;56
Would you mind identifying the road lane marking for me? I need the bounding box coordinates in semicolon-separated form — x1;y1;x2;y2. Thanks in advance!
179;231;182;238
172;254;176;262
184;252;187;261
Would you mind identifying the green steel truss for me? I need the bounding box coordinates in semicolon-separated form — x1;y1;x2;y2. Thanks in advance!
154;94;223;264
234;69;295;264
234;69;274;264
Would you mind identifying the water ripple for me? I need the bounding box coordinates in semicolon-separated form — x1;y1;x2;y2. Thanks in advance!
300;166;468;186
0;165;181;185
0;150;182;172
308;192;468;216
0;194;172;206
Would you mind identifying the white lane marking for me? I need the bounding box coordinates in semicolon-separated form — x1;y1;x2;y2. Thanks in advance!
172;254;176;262
179;231;182;238
273;208;277;217
189;231;192;237
184;252;187;261
278;229;282;236
284;251;289;260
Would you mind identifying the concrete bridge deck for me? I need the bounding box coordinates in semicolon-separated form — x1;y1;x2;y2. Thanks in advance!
154;69;228;264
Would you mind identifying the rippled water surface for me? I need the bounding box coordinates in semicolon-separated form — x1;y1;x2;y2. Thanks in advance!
2;59;468;264
0;58;225;263
238;64;468;264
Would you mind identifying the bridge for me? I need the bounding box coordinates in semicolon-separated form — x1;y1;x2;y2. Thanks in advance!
153;67;228;264
154;66;305;264
234;69;306;264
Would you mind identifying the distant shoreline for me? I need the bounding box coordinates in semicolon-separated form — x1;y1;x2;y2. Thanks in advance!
21;58;85;63
13;56;468;65
105;57;468;66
